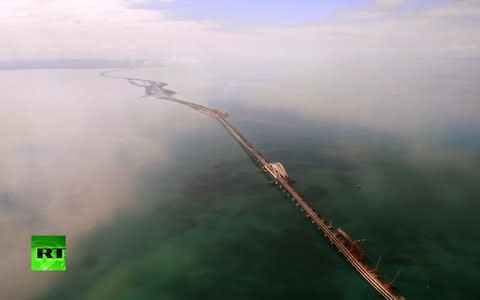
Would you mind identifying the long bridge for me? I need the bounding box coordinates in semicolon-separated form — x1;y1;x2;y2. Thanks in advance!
101;71;406;300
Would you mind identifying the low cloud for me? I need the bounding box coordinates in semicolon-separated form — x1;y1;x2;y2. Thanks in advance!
0;70;206;299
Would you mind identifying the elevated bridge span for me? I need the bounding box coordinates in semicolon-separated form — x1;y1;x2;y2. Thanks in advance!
102;72;407;300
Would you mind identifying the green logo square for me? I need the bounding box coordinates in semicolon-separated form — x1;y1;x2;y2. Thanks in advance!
31;235;66;271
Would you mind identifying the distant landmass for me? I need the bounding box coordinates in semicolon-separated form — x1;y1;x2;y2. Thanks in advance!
0;59;159;70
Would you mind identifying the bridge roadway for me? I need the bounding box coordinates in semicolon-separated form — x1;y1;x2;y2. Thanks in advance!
215;115;405;300
101;72;406;300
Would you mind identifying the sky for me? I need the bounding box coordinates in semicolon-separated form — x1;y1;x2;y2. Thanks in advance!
0;0;479;64
129;0;372;26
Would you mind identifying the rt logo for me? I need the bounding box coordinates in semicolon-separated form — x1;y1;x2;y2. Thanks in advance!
31;235;66;271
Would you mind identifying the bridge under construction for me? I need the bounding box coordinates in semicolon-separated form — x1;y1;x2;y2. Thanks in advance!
101;71;406;300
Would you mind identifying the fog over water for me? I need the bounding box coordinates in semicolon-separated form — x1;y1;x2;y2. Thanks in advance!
0;69;213;299
0;63;478;299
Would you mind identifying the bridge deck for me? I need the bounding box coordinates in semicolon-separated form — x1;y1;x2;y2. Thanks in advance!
102;72;406;300
216;115;405;300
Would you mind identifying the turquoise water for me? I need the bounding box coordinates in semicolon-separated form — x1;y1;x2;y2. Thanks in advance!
36;99;480;300
1;69;478;300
